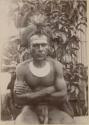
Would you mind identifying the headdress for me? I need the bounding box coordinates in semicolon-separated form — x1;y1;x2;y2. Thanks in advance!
20;13;50;47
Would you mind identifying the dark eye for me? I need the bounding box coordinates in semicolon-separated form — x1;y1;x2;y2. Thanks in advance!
41;43;48;47
32;43;48;48
33;44;39;48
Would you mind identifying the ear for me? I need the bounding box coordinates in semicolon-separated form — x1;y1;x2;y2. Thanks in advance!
48;45;50;51
46;45;50;56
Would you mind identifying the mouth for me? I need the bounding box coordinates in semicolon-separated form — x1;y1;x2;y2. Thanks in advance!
37;55;44;59
36;54;46;60
37;53;45;57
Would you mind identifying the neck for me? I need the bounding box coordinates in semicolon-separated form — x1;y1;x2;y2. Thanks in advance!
33;59;47;68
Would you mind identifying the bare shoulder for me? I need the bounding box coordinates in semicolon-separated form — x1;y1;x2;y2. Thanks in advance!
16;59;31;74
48;58;66;90
47;57;63;73
53;59;63;69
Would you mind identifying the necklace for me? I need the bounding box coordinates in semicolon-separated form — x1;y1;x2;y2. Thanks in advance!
29;61;50;77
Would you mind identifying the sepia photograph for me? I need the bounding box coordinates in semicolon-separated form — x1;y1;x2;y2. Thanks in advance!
0;0;88;124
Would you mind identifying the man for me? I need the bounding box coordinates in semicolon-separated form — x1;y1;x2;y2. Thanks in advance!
14;31;74;124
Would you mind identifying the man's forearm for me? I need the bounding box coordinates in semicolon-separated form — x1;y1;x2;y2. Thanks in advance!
50;90;67;102
45;90;67;103
26;86;55;98
14;86;56;105
51;90;67;97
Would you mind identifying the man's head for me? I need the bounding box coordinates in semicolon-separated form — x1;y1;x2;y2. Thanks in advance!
28;33;49;61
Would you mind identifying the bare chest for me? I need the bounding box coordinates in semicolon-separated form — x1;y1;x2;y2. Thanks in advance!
24;62;55;89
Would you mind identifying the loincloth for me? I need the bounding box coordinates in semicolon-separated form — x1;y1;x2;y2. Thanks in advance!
31;101;74;123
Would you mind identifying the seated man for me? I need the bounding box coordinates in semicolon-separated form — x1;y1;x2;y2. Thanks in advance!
14;31;75;124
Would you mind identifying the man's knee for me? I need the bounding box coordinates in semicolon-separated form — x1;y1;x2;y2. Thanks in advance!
22;105;30;113
49;109;75;124
16;105;32;118
15;105;40;124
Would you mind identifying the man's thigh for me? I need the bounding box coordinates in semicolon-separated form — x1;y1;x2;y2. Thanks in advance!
15;105;40;124
48;108;75;124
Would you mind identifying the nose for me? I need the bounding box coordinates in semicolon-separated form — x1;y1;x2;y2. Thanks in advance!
39;45;43;51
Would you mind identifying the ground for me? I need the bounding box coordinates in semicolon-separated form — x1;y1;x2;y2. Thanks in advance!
0;116;89;124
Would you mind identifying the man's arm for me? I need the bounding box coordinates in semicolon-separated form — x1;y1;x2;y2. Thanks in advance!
49;61;67;101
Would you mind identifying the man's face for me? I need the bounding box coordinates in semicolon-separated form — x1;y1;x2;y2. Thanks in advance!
30;35;49;61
